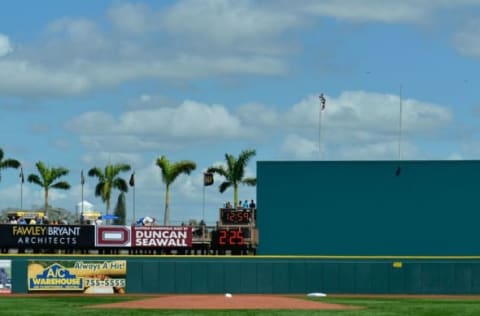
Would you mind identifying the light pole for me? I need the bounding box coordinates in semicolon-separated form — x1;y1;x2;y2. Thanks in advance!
318;93;326;159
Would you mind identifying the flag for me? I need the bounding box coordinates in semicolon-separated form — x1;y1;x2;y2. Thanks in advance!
203;172;214;186
81;170;85;185
129;172;135;187
319;93;326;111
19;167;24;183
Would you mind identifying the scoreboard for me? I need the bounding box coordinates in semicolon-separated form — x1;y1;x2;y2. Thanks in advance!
211;208;258;252
219;208;253;225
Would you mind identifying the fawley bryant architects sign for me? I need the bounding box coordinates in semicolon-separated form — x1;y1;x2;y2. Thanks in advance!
0;225;95;248
132;226;192;247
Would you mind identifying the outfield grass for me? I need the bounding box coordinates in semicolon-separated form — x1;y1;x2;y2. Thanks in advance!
1;295;480;316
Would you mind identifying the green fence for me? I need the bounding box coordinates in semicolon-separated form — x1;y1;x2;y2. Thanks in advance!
6;255;480;294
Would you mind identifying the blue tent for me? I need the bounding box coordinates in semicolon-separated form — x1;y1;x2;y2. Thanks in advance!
101;214;119;220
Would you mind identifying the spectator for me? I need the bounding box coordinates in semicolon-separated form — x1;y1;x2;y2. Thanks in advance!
249;199;256;210
242;200;249;209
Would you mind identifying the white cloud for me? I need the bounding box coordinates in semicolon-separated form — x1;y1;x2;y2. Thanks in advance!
333;140;420;160
1;1;479;97
67;91;453;162
279;91;452;160
0;60;90;96
67;100;252;154
281;134;319;159
300;0;480;23
108;3;156;34
0;55;285;97
454;19;480;57
302;0;427;23
0;34;13;57
286;91;451;138
236;102;279;128
163;0;304;53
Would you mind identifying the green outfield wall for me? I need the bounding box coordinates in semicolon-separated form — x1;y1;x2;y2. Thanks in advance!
3;160;480;295
257;160;480;256
5;255;480;294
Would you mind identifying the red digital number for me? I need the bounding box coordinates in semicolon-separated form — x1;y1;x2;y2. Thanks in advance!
223;210;251;224
219;229;227;245
218;229;245;246
228;230;244;246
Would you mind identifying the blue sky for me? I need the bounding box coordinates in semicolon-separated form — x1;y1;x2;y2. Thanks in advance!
1;0;480;224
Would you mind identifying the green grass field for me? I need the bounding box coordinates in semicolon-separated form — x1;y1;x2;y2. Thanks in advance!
1;295;480;316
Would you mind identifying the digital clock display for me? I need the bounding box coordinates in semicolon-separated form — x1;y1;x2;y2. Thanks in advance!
219;229;244;246
220;209;252;225
210;228;251;248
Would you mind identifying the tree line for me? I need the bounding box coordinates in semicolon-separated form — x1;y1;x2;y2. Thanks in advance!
0;148;257;225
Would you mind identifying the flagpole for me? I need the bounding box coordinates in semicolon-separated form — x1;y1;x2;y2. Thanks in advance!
202;172;213;223
20;167;23;210
202;183;205;222
129;172;135;224
81;170;84;224
133;184;136;224
20;180;23;210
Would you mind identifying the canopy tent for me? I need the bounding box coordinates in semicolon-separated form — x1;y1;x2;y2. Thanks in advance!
75;200;93;212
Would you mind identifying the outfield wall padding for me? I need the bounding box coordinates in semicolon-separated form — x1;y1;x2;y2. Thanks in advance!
6;255;480;294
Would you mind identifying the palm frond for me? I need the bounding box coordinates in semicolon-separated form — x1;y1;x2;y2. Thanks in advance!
113;178;128;193
88;167;103;178
1;159;20;169
51;181;71;190
94;182;104;198
219;181;232;193
242;177;256;186
27;174;42;186
207;166;228;177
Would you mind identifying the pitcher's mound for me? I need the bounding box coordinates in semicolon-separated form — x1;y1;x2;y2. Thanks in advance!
90;294;360;310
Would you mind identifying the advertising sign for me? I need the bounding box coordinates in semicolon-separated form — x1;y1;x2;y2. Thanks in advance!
28;260;126;293
0;225;95;249
0;260;11;294
132;226;192;247
95;226;131;247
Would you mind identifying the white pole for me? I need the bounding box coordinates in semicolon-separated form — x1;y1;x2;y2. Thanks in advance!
398;85;403;161
202;184;205;222
133;184;136;224
20;178;23;210
81;183;84;222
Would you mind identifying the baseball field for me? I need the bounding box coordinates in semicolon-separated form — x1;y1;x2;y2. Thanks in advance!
2;294;480;315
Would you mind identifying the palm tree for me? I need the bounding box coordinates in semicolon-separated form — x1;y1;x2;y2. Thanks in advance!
27;161;71;217
207;149;256;207
88;163;131;215
156;155;196;225
0;148;21;182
